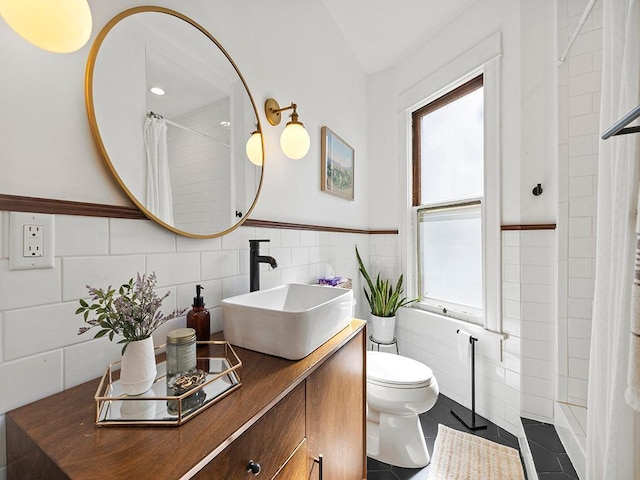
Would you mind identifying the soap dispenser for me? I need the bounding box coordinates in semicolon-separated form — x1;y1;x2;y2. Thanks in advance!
187;285;210;342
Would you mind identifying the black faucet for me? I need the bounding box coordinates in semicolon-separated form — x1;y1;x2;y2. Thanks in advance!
249;239;278;292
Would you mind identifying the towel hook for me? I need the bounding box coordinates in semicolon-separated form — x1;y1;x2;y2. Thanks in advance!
532;183;543;196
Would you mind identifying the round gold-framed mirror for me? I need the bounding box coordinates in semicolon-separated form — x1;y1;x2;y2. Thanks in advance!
85;6;263;238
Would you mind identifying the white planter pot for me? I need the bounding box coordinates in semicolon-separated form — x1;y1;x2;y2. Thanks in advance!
370;314;396;343
120;337;157;396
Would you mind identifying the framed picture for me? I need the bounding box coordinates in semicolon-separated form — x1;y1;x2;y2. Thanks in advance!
321;126;354;200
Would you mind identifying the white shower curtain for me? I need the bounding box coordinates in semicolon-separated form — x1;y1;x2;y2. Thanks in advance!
144;116;174;225
586;0;640;479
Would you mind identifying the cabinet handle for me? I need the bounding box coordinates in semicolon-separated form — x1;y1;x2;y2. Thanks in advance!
313;455;323;480
246;460;261;475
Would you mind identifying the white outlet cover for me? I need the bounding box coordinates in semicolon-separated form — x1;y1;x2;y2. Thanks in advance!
9;212;55;270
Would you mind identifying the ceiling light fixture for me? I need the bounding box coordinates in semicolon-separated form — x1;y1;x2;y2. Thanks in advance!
264;98;310;160
149;86;165;96
0;0;92;53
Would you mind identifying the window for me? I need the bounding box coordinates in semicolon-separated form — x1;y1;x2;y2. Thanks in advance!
412;75;485;324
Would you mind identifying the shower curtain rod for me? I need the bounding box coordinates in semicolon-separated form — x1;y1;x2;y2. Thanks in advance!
558;0;597;65
601;105;640;139
147;111;230;148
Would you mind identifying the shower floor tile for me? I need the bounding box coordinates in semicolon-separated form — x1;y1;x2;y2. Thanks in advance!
522;418;579;479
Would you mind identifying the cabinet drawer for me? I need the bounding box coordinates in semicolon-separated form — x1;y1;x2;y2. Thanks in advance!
273;439;308;479
195;383;305;479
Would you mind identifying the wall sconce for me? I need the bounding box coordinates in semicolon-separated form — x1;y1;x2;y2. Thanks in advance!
0;0;92;53
264;98;310;160
245;125;263;166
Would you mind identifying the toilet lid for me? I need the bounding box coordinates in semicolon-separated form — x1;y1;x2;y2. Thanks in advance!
367;351;434;388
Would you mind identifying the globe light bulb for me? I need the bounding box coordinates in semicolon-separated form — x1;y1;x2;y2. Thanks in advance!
0;0;93;53
246;130;263;166
280;122;310;160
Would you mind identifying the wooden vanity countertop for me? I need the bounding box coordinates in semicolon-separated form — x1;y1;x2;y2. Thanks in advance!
6;319;366;480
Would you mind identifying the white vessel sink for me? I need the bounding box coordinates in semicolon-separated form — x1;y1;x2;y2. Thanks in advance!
221;284;353;360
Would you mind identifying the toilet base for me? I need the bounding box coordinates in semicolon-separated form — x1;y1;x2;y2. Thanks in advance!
366;410;430;468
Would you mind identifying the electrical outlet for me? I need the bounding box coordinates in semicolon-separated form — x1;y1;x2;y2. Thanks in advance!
23;224;44;257
9;212;55;270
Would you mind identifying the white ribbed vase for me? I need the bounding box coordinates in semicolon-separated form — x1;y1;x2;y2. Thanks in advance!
370;314;396;343
120;337;157;396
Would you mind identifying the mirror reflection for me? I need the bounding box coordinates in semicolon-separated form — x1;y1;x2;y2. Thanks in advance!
86;7;263;238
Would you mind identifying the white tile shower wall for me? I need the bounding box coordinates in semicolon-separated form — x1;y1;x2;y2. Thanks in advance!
557;0;601;409
0;211;378;476
168;100;231;234
520;230;556;423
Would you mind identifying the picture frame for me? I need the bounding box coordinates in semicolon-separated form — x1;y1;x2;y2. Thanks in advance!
321;126;354;200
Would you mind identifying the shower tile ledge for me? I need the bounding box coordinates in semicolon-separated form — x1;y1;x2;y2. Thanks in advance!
555;402;586;480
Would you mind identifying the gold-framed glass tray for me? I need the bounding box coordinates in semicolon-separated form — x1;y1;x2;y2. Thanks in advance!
94;341;242;426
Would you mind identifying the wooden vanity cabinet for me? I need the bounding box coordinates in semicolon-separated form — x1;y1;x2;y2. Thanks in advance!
193;383;306;479
274;440;309;478
6;320;366;479
306;326;365;479
195;325;366;479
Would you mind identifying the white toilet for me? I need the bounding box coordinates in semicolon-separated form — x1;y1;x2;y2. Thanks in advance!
366;351;439;468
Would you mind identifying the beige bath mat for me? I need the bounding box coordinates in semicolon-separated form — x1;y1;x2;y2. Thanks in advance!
426;424;525;480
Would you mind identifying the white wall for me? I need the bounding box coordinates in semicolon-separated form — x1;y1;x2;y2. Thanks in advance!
366;0;562;439
520;0;558;223
0;0;370;230
368;0;559;227
92;16;147;199
389;0;526;225
366;5;601;478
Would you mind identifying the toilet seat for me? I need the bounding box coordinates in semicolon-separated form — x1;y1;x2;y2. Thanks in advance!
367;351;434;389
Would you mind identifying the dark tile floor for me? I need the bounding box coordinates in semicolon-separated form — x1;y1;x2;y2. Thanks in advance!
366;394;521;480
521;418;578;480
366;394;580;480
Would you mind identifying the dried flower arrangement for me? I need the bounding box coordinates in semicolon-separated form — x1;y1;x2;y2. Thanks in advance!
77;272;185;352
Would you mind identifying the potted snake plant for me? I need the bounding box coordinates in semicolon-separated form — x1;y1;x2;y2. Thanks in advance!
355;246;420;343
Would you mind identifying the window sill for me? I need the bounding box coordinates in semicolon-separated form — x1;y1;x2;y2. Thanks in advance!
400;306;508;341
413;302;483;326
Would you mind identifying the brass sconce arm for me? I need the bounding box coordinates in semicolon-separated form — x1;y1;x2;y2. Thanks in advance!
262;97;310;160
265;98;301;126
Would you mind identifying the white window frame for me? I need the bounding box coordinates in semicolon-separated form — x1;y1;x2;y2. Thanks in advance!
398;33;502;333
